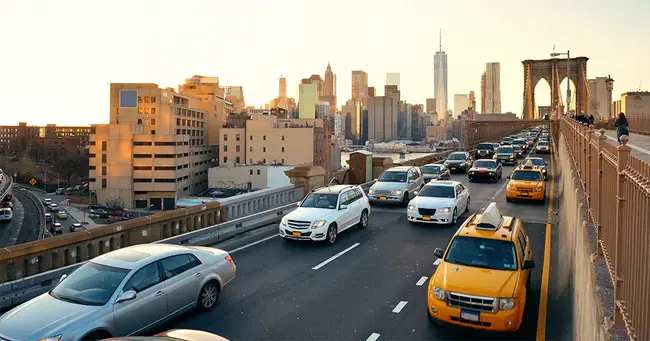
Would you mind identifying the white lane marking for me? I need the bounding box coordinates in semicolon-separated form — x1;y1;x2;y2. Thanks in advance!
606;135;650;154
366;333;380;341
229;235;278;254
416;276;428;286
392;301;408;313
312;243;361;270
433;258;442;266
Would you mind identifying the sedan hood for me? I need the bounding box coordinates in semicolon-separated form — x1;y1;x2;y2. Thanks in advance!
445;160;465;164
433;262;518;298
371;182;406;192
0;293;103;340
286;207;335;221
469;167;496;173
409;196;454;208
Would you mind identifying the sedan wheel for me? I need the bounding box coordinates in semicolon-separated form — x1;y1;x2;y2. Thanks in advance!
450;208;458;225
465;197;470;213
198;281;220;310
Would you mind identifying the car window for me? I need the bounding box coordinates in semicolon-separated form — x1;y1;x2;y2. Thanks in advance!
473;160;496;168
124;262;163;293
525;158;545;166
379;171;407;182
339;192;350;206
50;262;129;306
301;193;338;209
447;153;465;160
422;165;441;174
516;230;526;264
160;254;200;279
418;185;454;198
511;170;542;181
497;147;514;153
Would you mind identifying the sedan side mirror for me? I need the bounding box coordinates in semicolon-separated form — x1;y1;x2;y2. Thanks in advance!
413;191;419;196
522;260;535;270
59;274;67;283
433;248;444;258
296;202;301;207
408;179;415;183
339;204;348;210
116;290;137;304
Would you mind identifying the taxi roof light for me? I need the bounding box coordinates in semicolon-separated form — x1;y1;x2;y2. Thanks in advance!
474;202;503;231
522;159;535;169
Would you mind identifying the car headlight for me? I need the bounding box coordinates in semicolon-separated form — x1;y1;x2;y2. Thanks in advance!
509;155;514;159
368;189;375;194
508;185;515;190
499;298;515;310
439;207;451;213
432;286;446;301
281;217;287;225
535;186;543;192
488;172;493;175
392;190;402;196
470;171;475;175
311;220;327;228
408;205;416;211
38;336;62;341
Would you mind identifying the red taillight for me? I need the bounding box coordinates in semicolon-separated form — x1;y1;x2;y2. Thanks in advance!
225;254;233;263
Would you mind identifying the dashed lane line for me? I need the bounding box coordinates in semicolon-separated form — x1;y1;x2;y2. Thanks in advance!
416;276;428;286
312;243;361;270
433;258;442;266
392;301;408;313
229;234;278;254
366;333;381;341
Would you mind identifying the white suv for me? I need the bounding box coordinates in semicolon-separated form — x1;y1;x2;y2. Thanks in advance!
279;185;371;245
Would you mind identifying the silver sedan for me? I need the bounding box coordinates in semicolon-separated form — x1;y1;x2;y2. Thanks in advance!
0;244;236;341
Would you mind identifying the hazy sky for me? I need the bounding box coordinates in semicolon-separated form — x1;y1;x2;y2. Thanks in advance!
1;0;649;126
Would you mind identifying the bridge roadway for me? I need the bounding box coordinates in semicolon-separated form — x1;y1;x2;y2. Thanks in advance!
154;152;569;340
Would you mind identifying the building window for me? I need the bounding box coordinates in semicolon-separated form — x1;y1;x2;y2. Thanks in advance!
101;178;107;188
236;134;241;141
101;154;107;163
236;145;240;152
223;145;228;152
137;119;142;124
281;158;284;163
257;169;261;175
144;107;150;114
138;107;143;114
249;169;253;175
176;129;181;134
282;135;285;141
249;146;253;152
263;159;266;163
151;96;156;103
151;130;156;135
138;96;143;104
236;156;240;164
263;147;266;152
177;118;181;126
282;147;285;152
250;135;253;141
144;96;150;103
223;156;227;163
101;141;107;151
151;108;156;114
223;134;228;141
151;119;156;125
263;135;266;141
102;166;107;176
250;158;253;164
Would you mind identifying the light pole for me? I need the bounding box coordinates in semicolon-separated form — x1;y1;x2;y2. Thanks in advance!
36;166;49;192
605;75;615;118
551;49;571;115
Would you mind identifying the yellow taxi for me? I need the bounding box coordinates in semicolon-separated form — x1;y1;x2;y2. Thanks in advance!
505;161;546;203
427;203;534;332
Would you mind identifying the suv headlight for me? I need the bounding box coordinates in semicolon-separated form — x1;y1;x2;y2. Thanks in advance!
281;217;288;225
311;220;327;228
535;186;543;192
38;336;62;341
499;298;515;310
407;204;416;211
368;189;375;194
508;185;515;190
432;286;446;300
392;190;402;196
439;207;451;213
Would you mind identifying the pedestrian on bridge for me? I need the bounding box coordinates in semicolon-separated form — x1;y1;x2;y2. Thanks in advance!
614;112;629;144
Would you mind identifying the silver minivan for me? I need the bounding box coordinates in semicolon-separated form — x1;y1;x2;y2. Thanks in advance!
368;166;424;206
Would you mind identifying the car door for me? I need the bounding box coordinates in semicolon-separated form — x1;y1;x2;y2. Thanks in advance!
407;169;419;196
337;191;354;229
344;189;363;229
414;168;424;189
161;254;203;316
113;261;168;336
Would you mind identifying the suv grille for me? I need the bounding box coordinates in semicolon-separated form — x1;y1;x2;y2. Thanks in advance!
418;208;436;216
516;187;532;192
372;190;392;196
287;220;311;229
447;292;496;312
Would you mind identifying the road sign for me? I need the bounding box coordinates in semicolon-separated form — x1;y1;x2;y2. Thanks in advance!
29;178;37;186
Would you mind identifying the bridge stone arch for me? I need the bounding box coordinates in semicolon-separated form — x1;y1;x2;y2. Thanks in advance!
522;57;589;119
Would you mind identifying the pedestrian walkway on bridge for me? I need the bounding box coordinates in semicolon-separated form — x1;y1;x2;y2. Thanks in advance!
605;129;650;162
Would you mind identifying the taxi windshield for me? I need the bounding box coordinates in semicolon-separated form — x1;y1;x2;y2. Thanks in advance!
444;236;518;271
511;170;542;181
473;160;496;168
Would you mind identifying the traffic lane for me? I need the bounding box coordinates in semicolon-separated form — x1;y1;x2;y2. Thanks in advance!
0;196;24;247
159;210;407;339
13;190;42;243
36;193;81;236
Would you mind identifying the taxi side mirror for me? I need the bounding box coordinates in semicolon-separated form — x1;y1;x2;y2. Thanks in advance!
433;248;444;258
522;260;535;269
506;176;511;180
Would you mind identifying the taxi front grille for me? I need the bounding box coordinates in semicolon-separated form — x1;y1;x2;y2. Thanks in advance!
446;292;496;312
516;187;532;192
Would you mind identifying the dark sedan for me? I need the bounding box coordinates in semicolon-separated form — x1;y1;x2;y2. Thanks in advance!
421;164;451;182
494;146;517;165
444;152;473;173
468;159;502;183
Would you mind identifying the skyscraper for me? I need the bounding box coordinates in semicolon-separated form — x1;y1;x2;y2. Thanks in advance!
279;76;287;98
484;62;502;114
352;70;369;106
322;63;337;114
480;72;486;114
453;94;469;118
298;83;318;119
434;30;448;122
386;73;400;89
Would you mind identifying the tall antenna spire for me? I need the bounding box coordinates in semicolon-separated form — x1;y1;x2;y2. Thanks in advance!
439;29;442;53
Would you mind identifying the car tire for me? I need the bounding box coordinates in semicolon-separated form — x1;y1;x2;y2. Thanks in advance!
402;192;409;207
465;197;470;213
81;331;111;341
358;209;369;229
450;208;458;225
506;196;512;202
197;280;220;310
325;224;337;245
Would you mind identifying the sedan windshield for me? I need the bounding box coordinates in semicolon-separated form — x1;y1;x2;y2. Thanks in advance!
444;236;518;271
418;185;454;198
421;166;441;174
50;262;130;305
447;153;466;160
300;193;339;209
511;170;542;181
473;160;496;168
378;171;407;182
525;158;545;166
496;147;513;154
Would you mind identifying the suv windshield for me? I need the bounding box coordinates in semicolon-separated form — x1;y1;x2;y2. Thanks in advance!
447;153;466;160
378;171;407;182
421;166;441;174
511;170;542;181
444;236;518;271
300;193;339;209
525;159;545;166
477;144;493;150
496;147;513;154
473;160;496;168
418;185;454;198
50;262;130;305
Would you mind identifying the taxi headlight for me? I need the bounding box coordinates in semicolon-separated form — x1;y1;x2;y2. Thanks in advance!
439;207;451;213
408;205;416;211
392;190;402;196
499;298;515;310
432;286;446;301
281;217;288;225
508;185;515;190
535;187;543;192
311;220;327;228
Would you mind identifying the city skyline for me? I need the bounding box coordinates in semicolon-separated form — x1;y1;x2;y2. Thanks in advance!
1;0;649;125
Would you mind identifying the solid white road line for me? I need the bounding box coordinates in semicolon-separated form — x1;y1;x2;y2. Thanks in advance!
416;276;428;286
312;243;361;270
229;234;278;254
366;333;381;341
392;301;408;313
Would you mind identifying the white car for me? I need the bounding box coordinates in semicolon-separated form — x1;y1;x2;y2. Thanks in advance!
49;203;59;212
406;181;470;225
279;184;370;245
0;208;12;222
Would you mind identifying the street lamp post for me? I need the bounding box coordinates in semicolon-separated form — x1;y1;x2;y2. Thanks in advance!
37;166;49;192
605;75;615;118
550;49;571;115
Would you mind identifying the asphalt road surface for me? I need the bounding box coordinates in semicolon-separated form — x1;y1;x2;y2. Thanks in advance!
156;150;566;340
27;190;82;236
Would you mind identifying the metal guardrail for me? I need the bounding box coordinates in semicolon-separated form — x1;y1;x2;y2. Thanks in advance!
0;203;297;311
0;175;12;202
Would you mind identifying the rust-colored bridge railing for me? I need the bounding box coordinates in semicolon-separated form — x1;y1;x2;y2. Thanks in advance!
561;117;650;341
627;114;650;136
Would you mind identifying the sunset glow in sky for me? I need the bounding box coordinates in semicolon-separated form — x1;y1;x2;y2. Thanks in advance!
1;0;649;125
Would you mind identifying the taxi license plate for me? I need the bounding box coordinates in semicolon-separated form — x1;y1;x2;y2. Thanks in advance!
422;216;431;221
520;192;531;196
292;232;301;237
379;196;387;200
461;309;480;322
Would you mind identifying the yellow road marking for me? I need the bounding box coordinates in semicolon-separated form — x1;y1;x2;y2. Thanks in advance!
536;149;555;341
